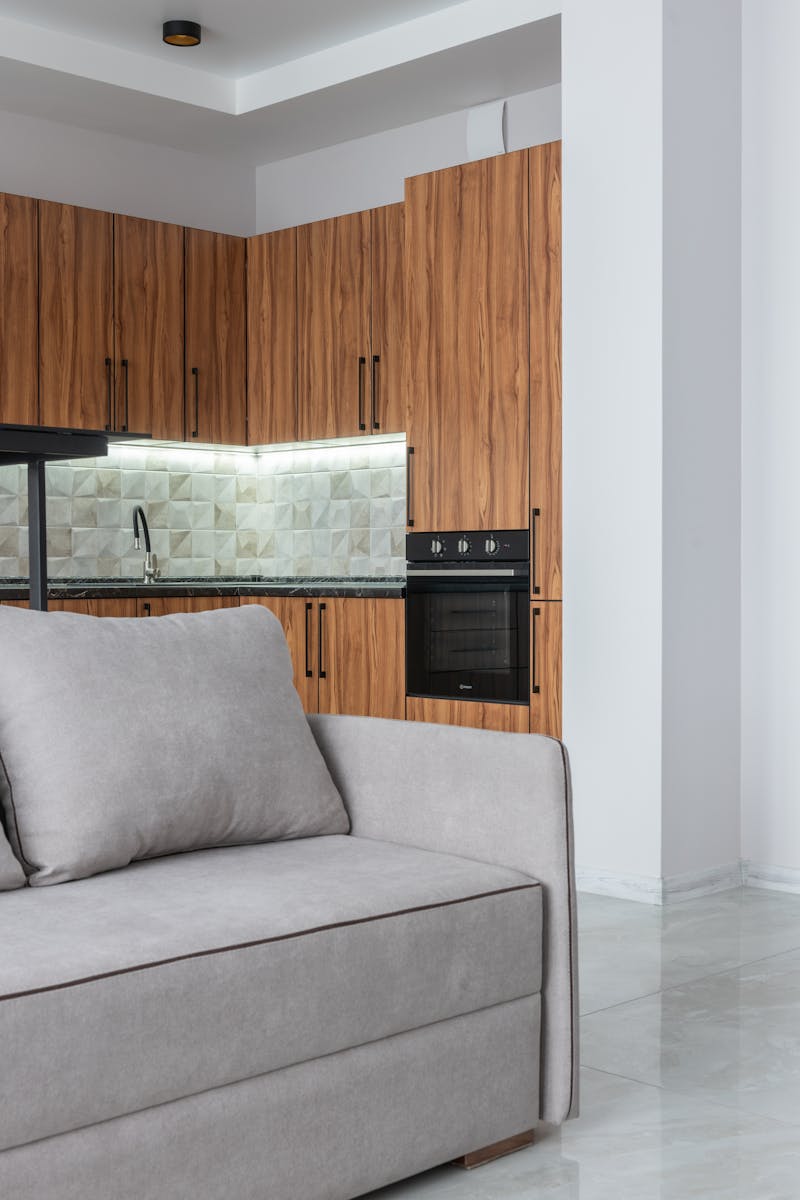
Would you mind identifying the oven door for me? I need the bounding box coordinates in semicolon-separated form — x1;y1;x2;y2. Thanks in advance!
406;576;529;704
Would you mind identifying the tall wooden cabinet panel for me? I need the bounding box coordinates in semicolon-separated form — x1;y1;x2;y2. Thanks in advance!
530;142;562;600
0;193;38;425
247;228;297;446
240;596;319;713
297;212;371;441
114;215;184;441
38;202;114;432
370;203;405;435
318;597;404;720
529;600;562;737
404;151;529;531
185;229;246;445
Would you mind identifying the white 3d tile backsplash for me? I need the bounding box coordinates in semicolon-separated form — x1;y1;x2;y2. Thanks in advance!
0;439;407;580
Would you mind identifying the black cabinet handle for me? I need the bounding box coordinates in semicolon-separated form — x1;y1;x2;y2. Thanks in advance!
142;602;151;617
191;366;199;439
120;359;129;432
531;606;541;694
531;507;541;595
371;355;380;430
305;601;313;678
318;602;327;679
357;356;367;431
104;357;113;431
407;446;415;527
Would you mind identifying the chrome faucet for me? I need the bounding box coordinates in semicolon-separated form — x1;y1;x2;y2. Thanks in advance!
133;506;160;583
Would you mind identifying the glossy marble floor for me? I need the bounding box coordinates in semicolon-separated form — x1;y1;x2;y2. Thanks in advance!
365;887;800;1199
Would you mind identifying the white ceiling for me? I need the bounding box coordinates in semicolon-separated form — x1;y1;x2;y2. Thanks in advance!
0;1;561;165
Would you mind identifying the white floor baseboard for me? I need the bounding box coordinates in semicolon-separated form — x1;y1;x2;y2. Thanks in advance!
745;862;800;894
577;861;745;905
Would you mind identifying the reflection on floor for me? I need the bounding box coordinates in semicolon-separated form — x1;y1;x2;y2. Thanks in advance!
365;887;800;1199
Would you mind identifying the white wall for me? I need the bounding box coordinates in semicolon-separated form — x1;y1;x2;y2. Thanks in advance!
660;0;742;879
741;0;800;877
0;108;254;235
254;84;561;231
560;0;665;884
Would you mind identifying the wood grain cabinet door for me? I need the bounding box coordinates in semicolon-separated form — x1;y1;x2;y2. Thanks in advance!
529;600;562;738
405;697;530;733
138;597;238;617
185;229;246;445
0;193;38;425
370;203;405;435
404;152;529;531
318;597;405;719
298;212;371;441
114;215;184;441
39;202;114;432
240;596;319;713
247;228;297;446
530;142;562;600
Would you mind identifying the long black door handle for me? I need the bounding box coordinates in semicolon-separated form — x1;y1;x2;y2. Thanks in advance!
318;603;327;679
531;507;541;595
120;359;129;432
191;366;199;439
407;446;415;527
305;602;313;678
531;606;541;694
104;357;113;431
371;355;380;430
357;356;367;431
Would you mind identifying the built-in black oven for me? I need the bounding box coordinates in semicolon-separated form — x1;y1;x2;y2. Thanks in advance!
406;530;529;705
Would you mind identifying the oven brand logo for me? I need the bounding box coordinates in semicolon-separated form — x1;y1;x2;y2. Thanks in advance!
459;683;473;690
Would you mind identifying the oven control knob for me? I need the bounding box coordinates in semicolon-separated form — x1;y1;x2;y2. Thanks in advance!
485;536;499;555
430;537;444;557
457;537;471;555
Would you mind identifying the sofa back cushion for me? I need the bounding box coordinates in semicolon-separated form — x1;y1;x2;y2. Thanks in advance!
0;826;25;890
0;604;349;885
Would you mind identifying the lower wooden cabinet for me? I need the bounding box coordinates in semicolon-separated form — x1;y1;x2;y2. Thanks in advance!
243;595;404;720
530;600;562;737
406;697;530;734
49;599;139;617
138;597;238;617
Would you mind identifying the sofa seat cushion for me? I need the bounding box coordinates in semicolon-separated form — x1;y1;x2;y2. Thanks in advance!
0;835;542;1152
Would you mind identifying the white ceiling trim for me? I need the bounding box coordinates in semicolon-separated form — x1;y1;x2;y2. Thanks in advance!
0;14;235;111
0;0;560;119
235;0;561;114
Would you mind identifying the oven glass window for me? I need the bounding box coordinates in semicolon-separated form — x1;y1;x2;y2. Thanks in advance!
406;582;529;704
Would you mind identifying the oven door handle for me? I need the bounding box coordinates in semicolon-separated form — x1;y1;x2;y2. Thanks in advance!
406;568;521;578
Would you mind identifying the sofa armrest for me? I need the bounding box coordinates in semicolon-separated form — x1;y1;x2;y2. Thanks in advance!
307;714;578;1126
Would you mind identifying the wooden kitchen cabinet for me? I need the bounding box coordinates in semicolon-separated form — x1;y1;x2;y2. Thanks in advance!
114;215;184;441
404;151;529;531
247;228;297;446
406;697;530;734
298;211;371;441
185;229;246;445
530;142;562;600
243;595;404;719
297;204;404;441
38;202;114;432
0;193;38;426
138;597;238;617
318;597;405;720
529;600;562;737
48;599;139;617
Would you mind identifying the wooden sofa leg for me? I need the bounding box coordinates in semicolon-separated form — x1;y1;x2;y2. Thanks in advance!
453;1128;535;1169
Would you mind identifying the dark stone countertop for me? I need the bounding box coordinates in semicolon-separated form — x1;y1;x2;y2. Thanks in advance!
0;576;406;600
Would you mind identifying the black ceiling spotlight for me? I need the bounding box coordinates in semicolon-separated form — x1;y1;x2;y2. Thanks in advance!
163;19;202;47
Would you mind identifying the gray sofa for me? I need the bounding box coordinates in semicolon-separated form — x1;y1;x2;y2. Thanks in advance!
0;605;578;1200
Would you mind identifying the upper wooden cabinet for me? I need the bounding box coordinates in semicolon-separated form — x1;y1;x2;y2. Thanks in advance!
114;215;184;441
297;204;404;441
404;151;530;531
0;193;38;426
39;202;114;431
247;228;297;446
529;142;562;600
185;229;246;445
